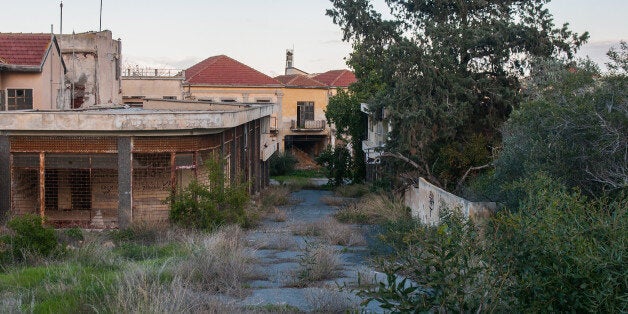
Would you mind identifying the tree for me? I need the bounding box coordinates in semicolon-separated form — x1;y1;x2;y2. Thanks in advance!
324;89;367;182
327;0;588;190
491;51;627;201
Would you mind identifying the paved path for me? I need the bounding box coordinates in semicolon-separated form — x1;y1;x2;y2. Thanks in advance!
242;189;385;313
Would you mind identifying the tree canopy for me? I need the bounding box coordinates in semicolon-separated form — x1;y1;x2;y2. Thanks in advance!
327;0;588;189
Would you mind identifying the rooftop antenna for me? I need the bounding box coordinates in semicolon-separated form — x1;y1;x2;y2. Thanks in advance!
99;0;103;31
59;1;63;35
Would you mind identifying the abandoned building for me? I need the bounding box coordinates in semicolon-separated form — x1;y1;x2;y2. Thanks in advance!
58;30;122;108
0;100;276;228
274;73;331;156
0;33;68;110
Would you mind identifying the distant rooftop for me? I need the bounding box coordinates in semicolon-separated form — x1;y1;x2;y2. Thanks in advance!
312;69;357;88
185;55;282;87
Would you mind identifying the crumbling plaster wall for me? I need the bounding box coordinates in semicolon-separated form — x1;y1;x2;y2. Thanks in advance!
59;30;122;107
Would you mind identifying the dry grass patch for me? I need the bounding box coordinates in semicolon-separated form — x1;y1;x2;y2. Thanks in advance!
319;218;366;246
320;196;356;207
335;193;409;224
100;265;238;313
293;243;342;285
334;184;371;198
260;186;292;208
305;288;360;313
250;232;298;251
174;225;259;296
291;219;366;247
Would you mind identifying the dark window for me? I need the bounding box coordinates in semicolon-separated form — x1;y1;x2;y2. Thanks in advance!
255;98;271;103
221;98;237;103
297;101;314;127
162;96;177;100
7;89;33;110
0;90;5;110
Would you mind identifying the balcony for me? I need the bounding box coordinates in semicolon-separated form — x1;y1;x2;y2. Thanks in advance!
290;119;326;132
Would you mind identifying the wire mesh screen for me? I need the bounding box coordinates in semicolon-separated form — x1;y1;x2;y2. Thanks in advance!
11;153;40;216
11;153;118;228
132;153;171;223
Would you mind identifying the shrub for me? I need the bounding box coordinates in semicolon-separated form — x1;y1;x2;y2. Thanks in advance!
316;145;352;187
488;173;628;312
360;209;497;312
169;159;250;230
2;214;58;261
269;151;298;176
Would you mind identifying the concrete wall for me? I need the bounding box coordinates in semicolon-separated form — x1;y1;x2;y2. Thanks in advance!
405;177;496;225
122;77;183;101
59;31;122;107
0;46;67;110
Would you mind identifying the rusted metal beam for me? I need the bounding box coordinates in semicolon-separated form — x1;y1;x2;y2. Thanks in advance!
39;152;45;220
170;152;176;193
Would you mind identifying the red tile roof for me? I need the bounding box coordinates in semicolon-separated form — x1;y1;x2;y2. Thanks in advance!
185;55;281;86
275;74;327;88
0;33;53;67
313;69;357;87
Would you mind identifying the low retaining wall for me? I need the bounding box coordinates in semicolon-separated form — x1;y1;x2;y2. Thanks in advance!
404;178;496;225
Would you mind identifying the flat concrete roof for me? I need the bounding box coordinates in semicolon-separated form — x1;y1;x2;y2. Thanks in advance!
0;102;273;136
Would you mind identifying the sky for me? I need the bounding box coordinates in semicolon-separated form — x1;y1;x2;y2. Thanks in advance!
1;0;626;76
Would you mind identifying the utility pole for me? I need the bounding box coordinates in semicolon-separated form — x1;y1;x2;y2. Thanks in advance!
60;1;63;35
99;0;103;31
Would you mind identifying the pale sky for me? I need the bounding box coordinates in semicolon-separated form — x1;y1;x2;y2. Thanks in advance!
1;0;626;76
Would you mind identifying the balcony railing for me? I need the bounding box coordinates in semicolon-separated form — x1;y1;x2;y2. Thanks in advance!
290;119;326;131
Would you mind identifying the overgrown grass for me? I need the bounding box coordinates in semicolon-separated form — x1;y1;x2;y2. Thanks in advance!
0;223;259;312
334;184;371;198
334;193;409;224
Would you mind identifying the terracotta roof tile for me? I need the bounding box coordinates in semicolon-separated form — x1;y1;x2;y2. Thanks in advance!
275;74;327;88
313;69;357;87
185;55;281;86
0;33;52;67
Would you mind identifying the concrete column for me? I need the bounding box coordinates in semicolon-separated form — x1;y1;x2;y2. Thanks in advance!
117;137;132;228
0;136;10;221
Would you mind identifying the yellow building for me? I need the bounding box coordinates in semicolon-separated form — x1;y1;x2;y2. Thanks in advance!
274;74;331;155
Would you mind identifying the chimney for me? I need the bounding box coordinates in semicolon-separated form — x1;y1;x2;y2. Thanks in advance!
285;49;294;75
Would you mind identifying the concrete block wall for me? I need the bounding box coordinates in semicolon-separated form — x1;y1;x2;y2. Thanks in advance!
405;177;496;226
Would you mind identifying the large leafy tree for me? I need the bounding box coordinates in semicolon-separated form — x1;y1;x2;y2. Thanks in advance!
490;45;627;202
327;0;588;189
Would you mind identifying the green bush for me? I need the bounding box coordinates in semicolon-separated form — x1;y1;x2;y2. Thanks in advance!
269;151;298;176
169;159;250;230
361;209;495;312
316;145;352;187
2;214;58;261
488;173;627;312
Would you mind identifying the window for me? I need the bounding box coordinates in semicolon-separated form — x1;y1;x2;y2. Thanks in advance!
7;89;33;110
220;98;237;103
255;98;271;103
162;96;177;100
0;90;4;110
297;101;314;128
